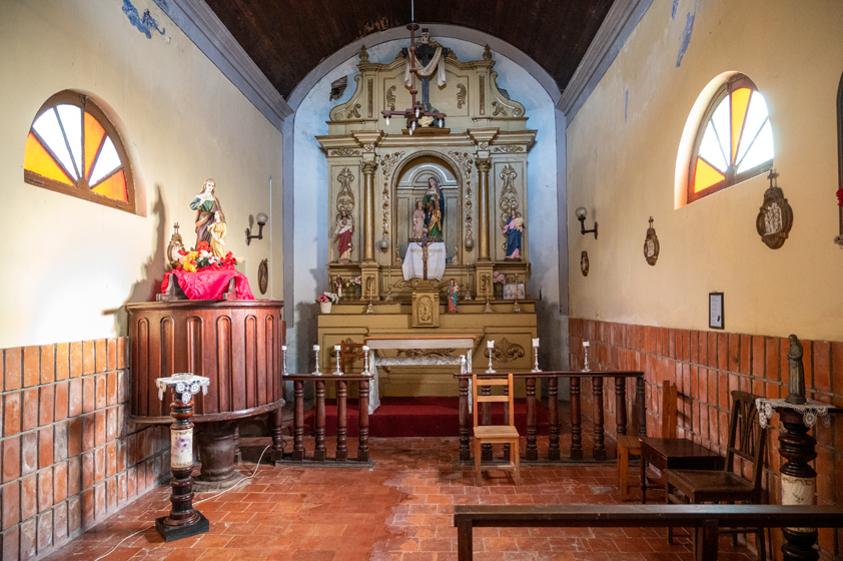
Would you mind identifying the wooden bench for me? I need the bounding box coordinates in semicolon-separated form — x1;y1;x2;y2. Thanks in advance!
454;504;843;561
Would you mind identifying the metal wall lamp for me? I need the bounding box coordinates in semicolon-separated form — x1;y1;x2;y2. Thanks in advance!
575;207;598;239
246;212;268;245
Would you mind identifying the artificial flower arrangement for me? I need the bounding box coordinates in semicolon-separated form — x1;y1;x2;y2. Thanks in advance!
343;275;362;289
316;291;340;304
175;241;237;273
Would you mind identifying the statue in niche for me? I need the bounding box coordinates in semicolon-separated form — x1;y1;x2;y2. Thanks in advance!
190;178;226;252
403;29;448;113
423;177;445;241
447;279;459;313
334;208;354;262
502;211;524;260
412;200;426;240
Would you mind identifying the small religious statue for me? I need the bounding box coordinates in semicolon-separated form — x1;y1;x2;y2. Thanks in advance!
190;178;225;250
785;334;807;404
334;208;354;262
447;279;459;313
209;211;227;259
412;200;426;240
333;275;344;300
502;211;524;259
423;177;445;240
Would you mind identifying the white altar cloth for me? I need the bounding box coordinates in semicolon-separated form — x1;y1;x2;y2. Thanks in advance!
402;242;446;280
365;336;475;415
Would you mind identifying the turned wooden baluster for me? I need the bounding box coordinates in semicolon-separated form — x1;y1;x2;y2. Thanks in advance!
459;377;470;462
547;376;560;461
636;376;647;437
293;379;305;461
271;405;284;465
779;408;819;561
525;377;538;461
314;379;326;461
592;376;606;460
481;382;492;461
615;377;628;438
358;378;370;462
570;375;583;460
336;379;348;461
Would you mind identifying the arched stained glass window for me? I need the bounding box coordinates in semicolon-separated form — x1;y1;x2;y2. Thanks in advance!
23;91;134;213
688;75;773;202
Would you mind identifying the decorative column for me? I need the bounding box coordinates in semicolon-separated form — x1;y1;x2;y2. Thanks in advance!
362;159;378;262
154;373;210;541
476;157;492;261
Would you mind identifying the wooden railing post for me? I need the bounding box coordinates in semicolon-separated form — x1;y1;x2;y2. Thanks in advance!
592;376;606;460
459;377;470;462
314;379;326;461
271;405;284;465
336;379;348;461
570;375;583;460
696;520;719;561
547;376;560;460
615;376;628;437
457;519;473;561
358;378;370;462
293;379;305;461
525;376;538;461
636;375;647;437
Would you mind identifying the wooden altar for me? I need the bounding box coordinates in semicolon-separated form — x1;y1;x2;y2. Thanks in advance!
316;41;538;397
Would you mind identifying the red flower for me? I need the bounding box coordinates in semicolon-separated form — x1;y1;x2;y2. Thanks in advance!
196;241;211;252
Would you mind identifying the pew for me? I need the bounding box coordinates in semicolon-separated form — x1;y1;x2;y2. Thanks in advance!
453;504;843;561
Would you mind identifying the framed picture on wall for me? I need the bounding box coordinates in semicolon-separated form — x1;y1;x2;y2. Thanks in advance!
709;292;725;330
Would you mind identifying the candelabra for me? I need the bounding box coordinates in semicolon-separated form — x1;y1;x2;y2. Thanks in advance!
485;340;496;373
312;344;322;375
154;373;210;541
531;338;541;372
333;344;344;375
362;345;372;376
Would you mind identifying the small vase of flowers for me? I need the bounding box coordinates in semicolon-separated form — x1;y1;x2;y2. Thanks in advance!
316;292;339;314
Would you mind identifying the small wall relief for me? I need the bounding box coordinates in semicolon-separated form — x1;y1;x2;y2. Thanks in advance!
756;170;793;249
643;216;660;266
580;250;589;276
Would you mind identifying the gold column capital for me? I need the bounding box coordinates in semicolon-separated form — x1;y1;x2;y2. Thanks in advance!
475;158;492;173
362;161;379;175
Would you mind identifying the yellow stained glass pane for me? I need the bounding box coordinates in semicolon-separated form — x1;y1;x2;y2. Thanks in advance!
730;87;751;161
24;132;73;186
90;169;128;202
83;111;105;181
693;157;725;193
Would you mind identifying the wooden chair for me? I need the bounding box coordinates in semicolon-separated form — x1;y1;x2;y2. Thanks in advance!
665;391;768;560
617;381;679;500
471;373;520;484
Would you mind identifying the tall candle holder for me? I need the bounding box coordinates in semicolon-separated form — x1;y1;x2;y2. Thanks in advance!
459;354;467;374
582;340;591;372
362;345;371;376
154;373;210;541
312;344;322;375
333;344;344;375
531;338;541;372
485;340;496;373
281;345;289;376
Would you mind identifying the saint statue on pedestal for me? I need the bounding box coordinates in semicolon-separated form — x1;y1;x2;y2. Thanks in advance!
190;178;225;250
502;212;524;260
334;208;354;262
423;177;445;241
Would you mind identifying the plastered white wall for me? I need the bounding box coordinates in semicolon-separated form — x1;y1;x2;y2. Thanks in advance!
567;0;843;340
0;0;283;348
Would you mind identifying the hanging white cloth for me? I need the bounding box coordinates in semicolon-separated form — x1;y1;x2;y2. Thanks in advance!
404;46;447;89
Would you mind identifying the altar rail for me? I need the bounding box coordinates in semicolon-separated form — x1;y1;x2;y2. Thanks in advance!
282;373;372;464
454;371;645;462
453;504;843;561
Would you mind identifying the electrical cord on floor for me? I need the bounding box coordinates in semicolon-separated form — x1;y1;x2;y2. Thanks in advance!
92;444;272;561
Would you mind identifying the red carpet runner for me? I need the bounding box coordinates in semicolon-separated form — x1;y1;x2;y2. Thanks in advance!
310;397;550;437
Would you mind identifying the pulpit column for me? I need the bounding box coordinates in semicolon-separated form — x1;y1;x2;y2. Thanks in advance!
362;159;378;262
476;157;492;261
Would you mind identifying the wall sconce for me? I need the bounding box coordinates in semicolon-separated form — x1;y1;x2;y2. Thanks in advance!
575;207;598;239
245;212;268;245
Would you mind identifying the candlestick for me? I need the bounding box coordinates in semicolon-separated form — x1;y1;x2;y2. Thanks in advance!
532;338;540;348
486;340;496;373
459;354;467;374
313;345;322;375
582;340;591;372
362;345;371;376
334;344;343;375
531;338;541;373
281;345;288;376
154;373;210;541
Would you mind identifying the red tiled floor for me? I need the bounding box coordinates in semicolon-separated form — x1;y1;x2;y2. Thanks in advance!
42;437;754;561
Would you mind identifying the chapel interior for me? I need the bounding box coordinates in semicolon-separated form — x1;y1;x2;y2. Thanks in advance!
1;1;842;560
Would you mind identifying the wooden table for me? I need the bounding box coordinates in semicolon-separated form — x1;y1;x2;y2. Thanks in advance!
640;438;724;503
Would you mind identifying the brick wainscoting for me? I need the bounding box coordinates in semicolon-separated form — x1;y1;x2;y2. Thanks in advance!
0;339;169;561
569;318;843;558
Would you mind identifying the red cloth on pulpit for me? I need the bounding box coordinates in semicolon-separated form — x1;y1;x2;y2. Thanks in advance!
161;269;255;301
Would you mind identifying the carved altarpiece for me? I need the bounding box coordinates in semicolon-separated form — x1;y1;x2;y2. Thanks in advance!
316;44;538;396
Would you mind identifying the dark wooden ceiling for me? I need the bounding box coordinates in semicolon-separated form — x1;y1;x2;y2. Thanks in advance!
206;0;614;99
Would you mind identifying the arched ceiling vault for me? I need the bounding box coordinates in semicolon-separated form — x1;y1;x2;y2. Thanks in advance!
205;0;613;100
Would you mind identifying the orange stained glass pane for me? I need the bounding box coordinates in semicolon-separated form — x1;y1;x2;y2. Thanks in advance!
24;132;73;186
83;111;106;180
693;157;726;193
730;87;752;161
90;169;128;202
